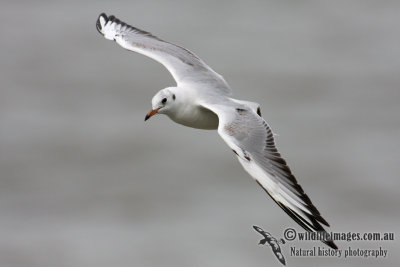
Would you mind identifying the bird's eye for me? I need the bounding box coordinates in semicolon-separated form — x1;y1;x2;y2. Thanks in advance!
161;98;167;104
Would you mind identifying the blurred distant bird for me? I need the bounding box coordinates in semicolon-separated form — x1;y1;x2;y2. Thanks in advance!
253;226;286;265
96;13;337;249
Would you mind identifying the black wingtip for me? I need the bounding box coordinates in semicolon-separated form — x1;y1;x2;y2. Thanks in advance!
325;240;338;250
96;13;108;34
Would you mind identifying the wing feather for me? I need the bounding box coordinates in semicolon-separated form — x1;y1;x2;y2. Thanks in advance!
96;13;231;94
202;102;337;249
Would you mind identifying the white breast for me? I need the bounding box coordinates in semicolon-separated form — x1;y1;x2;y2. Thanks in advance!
168;104;219;130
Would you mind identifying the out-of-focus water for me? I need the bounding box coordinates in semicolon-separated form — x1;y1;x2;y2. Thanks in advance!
1;1;399;266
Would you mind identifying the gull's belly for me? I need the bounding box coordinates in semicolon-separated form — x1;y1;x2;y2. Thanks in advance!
168;105;219;130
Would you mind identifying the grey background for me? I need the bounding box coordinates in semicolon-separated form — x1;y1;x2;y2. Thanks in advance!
1;0;399;266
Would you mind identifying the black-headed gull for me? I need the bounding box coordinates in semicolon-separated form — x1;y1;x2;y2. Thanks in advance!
96;13;337;249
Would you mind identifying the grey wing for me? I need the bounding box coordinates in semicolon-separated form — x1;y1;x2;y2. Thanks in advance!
203;103;337;250
96;13;231;94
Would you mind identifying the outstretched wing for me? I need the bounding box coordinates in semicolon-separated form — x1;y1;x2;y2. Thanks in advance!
269;240;286;265
253;226;275;240
96;13;231;95
203;103;337;250
253;225;270;238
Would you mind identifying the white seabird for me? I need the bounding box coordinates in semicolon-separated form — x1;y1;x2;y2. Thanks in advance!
96;13;337;249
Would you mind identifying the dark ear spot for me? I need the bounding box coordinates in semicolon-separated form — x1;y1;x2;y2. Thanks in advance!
236;108;246;115
172;94;176;100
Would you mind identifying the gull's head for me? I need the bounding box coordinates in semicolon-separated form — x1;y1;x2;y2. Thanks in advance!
145;87;177;121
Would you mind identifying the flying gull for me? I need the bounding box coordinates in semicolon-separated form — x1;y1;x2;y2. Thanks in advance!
96;13;337;250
